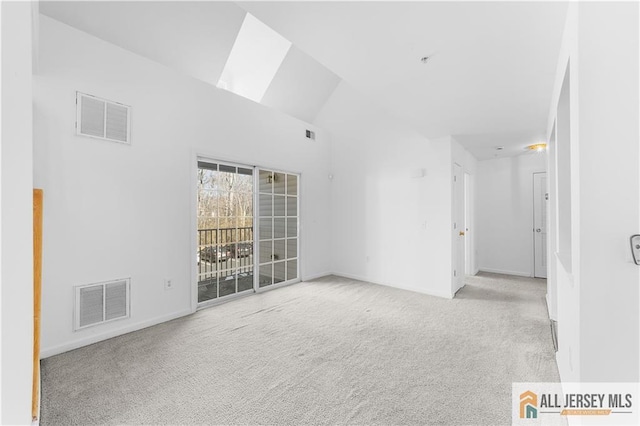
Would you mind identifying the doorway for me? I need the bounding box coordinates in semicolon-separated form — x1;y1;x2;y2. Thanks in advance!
533;172;548;278
464;172;472;276
453;163;465;294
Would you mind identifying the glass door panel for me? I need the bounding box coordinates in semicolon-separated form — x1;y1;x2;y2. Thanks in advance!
197;161;254;304
258;169;299;287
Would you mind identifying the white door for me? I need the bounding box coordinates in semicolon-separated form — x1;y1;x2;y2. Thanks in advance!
464;172;472;275
453;163;465;294
533;172;548;278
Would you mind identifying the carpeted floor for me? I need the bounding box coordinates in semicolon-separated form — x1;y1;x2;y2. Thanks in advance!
41;273;559;425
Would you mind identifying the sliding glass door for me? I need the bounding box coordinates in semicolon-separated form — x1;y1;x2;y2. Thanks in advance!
196;161;299;306
197;161;254;303
258;169;299;288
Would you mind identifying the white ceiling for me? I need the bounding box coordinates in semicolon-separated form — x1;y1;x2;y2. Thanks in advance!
40;1;246;86
41;1;568;160
261;46;341;124
240;1;568;159
40;1;340;125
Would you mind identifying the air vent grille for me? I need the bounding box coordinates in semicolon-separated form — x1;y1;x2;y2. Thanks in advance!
76;92;131;144
75;278;130;330
79;285;104;328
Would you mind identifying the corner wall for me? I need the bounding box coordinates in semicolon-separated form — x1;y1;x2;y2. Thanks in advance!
316;82;476;299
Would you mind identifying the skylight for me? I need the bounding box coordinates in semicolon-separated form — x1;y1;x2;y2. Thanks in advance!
217;13;292;103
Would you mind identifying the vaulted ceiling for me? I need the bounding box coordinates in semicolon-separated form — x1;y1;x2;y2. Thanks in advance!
240;1;568;159
40;1;569;160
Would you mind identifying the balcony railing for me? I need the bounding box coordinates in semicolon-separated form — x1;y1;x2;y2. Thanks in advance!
197;227;254;286
197;226;253;246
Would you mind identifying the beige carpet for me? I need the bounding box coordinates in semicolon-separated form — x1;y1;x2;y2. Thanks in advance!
41;273;559;425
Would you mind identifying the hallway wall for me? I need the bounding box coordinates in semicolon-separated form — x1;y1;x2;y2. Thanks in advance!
547;1;640;383
476;154;546;277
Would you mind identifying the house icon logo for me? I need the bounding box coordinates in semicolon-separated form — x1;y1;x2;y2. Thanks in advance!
520;390;538;419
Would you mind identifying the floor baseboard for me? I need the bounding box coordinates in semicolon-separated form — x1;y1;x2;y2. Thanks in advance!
331;271;453;299
40;308;193;359
478;268;532;278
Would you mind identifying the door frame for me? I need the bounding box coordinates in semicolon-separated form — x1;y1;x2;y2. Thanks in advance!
464;172;473;276
533;171;548;279
452;162;465;296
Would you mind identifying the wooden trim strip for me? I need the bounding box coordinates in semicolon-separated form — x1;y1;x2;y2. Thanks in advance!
32;189;43;421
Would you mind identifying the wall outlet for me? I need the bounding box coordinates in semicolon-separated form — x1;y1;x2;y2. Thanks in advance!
164;278;173;291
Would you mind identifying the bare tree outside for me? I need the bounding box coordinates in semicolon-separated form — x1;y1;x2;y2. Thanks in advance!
197;164;255;302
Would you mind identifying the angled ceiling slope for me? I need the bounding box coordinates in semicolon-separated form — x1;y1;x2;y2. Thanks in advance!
41;1;246;86
261;46;341;124
40;1;342;125
240;1;569;157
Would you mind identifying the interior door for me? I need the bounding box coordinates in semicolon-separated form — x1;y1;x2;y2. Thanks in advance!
257;169;299;288
453;163;465;294
534;172;548;278
464;172;472;275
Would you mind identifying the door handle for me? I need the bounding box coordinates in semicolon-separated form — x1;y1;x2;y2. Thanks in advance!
630;234;640;265
459;231;465;236
536;229;541;232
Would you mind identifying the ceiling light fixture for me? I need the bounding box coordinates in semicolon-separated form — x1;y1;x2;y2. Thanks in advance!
495;146;504;151
420;56;430;64
526;143;547;152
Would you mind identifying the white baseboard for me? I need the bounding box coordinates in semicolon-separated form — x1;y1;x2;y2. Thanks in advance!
302;271;332;282
478;267;532;278
40;308;193;359
545;293;558;321
331;271;454;299
40;270;452;358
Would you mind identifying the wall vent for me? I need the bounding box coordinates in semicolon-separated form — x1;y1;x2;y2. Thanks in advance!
74;278;130;331
305;129;315;140
76;92;131;144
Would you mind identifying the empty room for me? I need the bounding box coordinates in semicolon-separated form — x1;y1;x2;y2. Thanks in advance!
1;1;639;425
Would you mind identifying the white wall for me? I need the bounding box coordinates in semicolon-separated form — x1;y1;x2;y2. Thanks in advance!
476;153;547;277
546;1;640;383
315;81;475;299
34;16;332;358
1;2;34;424
576;1;639;382
546;125;558;321
546;2;581;383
